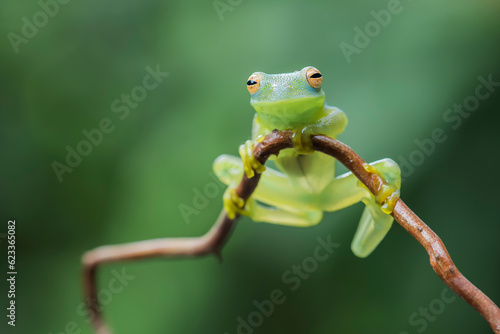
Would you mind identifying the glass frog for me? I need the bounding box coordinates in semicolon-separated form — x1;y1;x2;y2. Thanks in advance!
213;66;401;257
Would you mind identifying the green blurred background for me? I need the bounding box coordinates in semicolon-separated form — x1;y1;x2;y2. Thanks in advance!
1;0;499;333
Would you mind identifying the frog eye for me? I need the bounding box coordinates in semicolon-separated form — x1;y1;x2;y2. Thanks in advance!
306;68;323;89
246;74;260;95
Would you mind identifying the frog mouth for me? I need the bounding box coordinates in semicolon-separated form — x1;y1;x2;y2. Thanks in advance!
251;95;325;115
252;94;324;108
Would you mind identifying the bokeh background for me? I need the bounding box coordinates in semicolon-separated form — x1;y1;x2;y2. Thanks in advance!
1;0;499;333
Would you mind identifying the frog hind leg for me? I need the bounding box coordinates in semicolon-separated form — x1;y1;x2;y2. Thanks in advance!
351;197;394;258
319;169;392;257
247;198;323;227
213;154;243;186
351;158;401;258
213;154;323;226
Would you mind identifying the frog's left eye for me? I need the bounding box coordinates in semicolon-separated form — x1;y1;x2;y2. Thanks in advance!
306;68;323;89
246;74;260;95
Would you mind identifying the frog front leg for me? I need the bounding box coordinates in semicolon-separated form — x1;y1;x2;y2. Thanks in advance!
213;154;323;226
216;140;266;219
320;158;401;258
290;105;348;154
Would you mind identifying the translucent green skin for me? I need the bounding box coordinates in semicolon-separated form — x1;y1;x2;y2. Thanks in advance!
214;67;401;257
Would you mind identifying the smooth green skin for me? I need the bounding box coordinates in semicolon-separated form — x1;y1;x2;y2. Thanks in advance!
214;67;401;257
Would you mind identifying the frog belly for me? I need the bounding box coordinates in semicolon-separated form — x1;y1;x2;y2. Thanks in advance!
272;150;336;194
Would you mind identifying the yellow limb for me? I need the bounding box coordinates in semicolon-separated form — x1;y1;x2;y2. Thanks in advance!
291;127;315;154
223;187;247;219
239;140;266;179
255;135;265;143
359;163;400;214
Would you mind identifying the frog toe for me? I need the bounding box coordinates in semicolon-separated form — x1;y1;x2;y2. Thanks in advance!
292;127;315;154
359;159;401;214
239;140;266;179
223;187;248;219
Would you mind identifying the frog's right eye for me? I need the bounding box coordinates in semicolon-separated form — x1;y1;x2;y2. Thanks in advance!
246;74;260;95
306;67;323;89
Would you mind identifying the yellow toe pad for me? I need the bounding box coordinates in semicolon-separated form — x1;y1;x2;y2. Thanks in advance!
239;140;266;179
360;163;400;214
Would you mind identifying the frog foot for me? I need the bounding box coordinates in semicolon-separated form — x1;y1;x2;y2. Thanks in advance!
239;140;266;179
359;163;400;214
223;187;248;219
292;127;315;154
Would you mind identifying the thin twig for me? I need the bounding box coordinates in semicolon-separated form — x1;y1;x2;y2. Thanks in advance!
82;130;500;333
311;134;500;333
82;211;236;334
81;130;291;334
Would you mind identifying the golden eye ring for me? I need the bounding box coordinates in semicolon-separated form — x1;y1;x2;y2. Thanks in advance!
246;74;260;95
306;67;323;89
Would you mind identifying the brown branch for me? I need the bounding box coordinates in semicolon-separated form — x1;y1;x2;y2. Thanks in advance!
82;130;500;334
82;211;237;334
81;130;292;334
311;134;500;333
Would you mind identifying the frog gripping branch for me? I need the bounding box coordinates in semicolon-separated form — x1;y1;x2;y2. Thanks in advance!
82;67;500;334
215;66;401;258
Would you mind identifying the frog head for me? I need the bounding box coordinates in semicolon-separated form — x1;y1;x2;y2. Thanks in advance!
246;66;326;128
